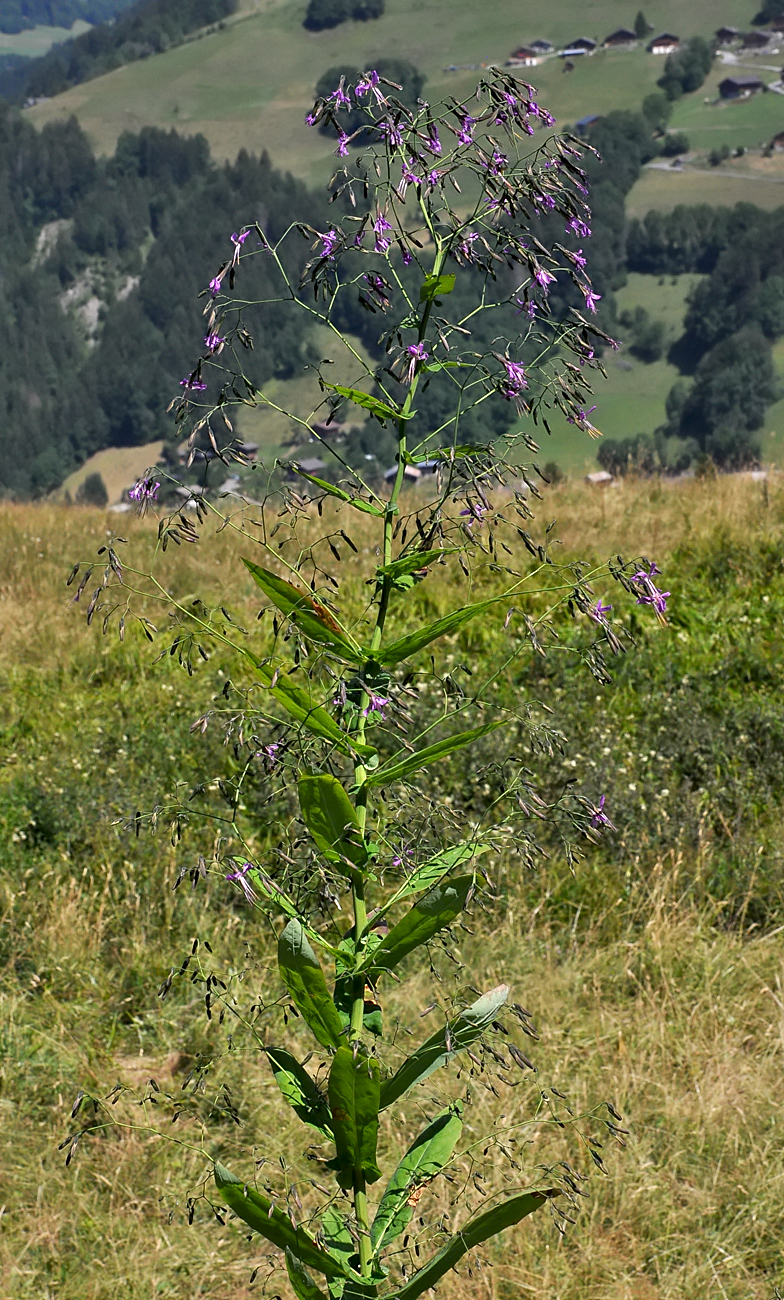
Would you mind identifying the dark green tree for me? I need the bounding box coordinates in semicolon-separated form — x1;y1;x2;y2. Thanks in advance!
657;36;712;100
75;470;108;505
634;10;651;39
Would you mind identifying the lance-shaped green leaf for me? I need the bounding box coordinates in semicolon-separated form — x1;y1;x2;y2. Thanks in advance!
265;1046;333;1139
387;1189;556;1300
419;273;456;301
378;599;501;667
381;843;490;912
278;919;344;1050
363;877;473;978
299;774;368;871
287;1250;329;1300
214;1162;349;1279
371;1104;463;1255
366;722;505;788
243;559;362;662
379;984;510;1111
375;550;456;582
243;648;376;759
322;384;415;425
290;468;384;517
327;1046;382;1189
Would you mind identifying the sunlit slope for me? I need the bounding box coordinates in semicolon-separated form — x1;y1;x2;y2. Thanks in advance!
25;0;755;179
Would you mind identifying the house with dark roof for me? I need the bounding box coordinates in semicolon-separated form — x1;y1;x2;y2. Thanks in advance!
565;36;597;52
719;74;764;97
507;46;538;66
603;28;636;47
576;114;601;130
648;32;679;54
742;30;772;48
715;25;739;43
529;39;553;53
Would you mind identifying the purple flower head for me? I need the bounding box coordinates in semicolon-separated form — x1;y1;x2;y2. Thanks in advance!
460;502;486;527
374;211;392;254
427;168;441;187
128;475;160;508
568;405;598;432
392;847;414;868
356;69;386;104
499;357;528;400
363;690;390;719
457;230;479;261
327;83;352;109
566;217;592;240
534;265;556;293
204;331;225;353
335;132;350;157
590;795;616;832
319;229;340;258
209;271;226;296
231;230;249;248
306;109;319;126
631;562;669;616
379;120;404;148
179;375;207;392
257;742;281;768
515;297;537;320
633;561;661;580
364;272;391;309
424;124;442;155
570;248;587;270
582;285;601;314
589;599;612;623
456;109;477;145
401;246;413;266
404;341;429;381
226;862;258;905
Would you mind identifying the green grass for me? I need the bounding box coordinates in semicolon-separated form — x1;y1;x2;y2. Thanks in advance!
0;18;90;58
670;64;784;153
22;0;759;175
627;161;784;214
3;480;784;1297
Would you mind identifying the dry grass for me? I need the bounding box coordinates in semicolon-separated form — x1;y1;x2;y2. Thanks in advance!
1;480;784;1299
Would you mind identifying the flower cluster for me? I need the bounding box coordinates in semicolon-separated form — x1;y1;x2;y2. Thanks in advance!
631;562;670;617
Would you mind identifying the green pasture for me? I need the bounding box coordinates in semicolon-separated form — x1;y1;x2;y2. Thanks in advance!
627;163;784;213
0;18;90;58
23;0;758;173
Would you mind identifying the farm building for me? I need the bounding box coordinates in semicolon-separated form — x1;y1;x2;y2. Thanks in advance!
529;39;553;53
564;36;597;53
770;130;784;150
719;74;764;97
648;32;680;54
576;114;601;130
742;30;772;48
715;26;739;43
603;28;637;47
507;46;538;65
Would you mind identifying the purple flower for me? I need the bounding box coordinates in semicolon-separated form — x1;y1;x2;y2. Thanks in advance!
179;376;207;392
515;297;537;320
204;332;225;353
568;405;598;433
128;475;160;505
256;742;281;768
456;111;477;145
363;690;390;718
401;247;413;266
566;217;592;240
460;502;486;527
319;229;340;258
379;120;404;148
499;357;528;400
582;286;601;314
356;69;385;104
534;265;556;293
633;561;661;579
571;248;587;270
335;132;350;157
427;168;441;187
631;563;669;615
231;230;249;248
306;110;319;126
209;272;225;296
226;862;258;904
374;212;392;254
364;273;391;309
457;230;479;261
328;83;352;109
404;341;429;381
590;796;616;831
424;124;442;154
589;599;612;623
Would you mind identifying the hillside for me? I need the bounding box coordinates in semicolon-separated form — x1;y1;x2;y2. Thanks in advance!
24;0;766;180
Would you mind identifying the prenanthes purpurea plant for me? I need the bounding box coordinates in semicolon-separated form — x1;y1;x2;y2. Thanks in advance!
65;69;669;1299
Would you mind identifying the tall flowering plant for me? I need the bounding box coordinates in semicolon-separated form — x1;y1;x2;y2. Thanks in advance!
67;69;669;1299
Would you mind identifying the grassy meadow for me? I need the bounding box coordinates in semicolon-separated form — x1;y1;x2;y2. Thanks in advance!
22;0;762;177
2;475;784;1298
